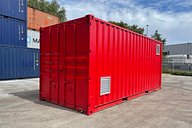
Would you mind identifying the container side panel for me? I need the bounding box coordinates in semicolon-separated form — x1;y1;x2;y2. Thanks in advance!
27;7;60;31
143;37;147;92
92;21;98;106
160;43;162;88
140;36;144;92
129;33;133;95
125;32;130;96
95;21;102;105
109;26;115;100
136;35;140;94
133;34;138;94
148;39;151;91
122;30;126;97
89;18;162;109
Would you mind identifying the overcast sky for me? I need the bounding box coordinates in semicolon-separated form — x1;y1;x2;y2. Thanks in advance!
57;0;192;44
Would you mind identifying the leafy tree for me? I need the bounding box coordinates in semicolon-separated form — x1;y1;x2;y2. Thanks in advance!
151;30;166;46
38;0;49;12
128;25;145;35
57;7;67;22
28;0;39;8
109;21;144;35
47;0;59;15
28;0;67;22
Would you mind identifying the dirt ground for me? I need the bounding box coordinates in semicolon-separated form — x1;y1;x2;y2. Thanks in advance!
0;74;192;128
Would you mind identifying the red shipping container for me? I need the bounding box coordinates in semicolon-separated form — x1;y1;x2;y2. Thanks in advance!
40;15;162;115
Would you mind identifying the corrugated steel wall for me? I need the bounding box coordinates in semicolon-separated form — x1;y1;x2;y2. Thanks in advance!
40;18;90;109
0;16;27;47
0;45;39;80
0;0;40;80
27;29;40;49
164;43;192;55
89;17;162;109
28;7;60;31
40;15;162;115
0;0;27;21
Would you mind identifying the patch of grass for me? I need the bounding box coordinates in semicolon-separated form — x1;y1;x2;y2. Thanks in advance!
163;69;192;76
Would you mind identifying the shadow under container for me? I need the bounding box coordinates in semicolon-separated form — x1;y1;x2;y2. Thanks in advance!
40;15;162;115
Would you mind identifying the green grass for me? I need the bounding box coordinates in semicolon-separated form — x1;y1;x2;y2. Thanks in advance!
163;69;192;76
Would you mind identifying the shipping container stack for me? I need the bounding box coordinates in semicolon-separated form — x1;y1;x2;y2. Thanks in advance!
27;7;60;49
0;0;39;80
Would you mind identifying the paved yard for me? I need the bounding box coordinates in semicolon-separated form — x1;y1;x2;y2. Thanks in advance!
0;74;192;128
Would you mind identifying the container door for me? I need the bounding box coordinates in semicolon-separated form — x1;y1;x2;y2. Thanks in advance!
1;0;7;17
40;28;51;100
58;26;66;106
18;21;27;47
0;46;5;79
18;0;26;20
50;27;59;104
35;50;40;76
0;46;2;79
65;25;76;107
0;17;2;44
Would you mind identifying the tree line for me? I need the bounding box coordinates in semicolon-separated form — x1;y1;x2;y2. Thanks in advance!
28;0;166;45
28;0;67;22
109;21;166;45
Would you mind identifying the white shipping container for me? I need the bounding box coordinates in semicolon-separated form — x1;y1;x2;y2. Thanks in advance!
27;29;40;49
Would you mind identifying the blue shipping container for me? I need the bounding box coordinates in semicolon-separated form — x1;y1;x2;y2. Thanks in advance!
0;45;39;80
0;0;27;21
0;16;27;47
